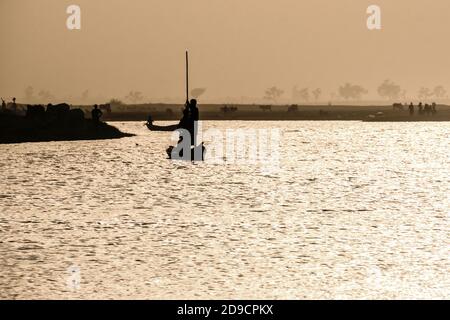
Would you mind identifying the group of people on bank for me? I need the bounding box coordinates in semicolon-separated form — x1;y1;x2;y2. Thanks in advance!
397;102;438;115
1;97;104;125
1;97;16;112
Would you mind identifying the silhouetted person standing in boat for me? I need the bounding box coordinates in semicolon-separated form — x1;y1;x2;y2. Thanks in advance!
190;99;199;121
176;99;199;146
189;99;199;146
1;98;6;112
178;100;190;130
91;104;103;125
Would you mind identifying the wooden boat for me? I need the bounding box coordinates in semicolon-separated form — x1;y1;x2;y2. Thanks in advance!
146;121;178;132
163;50;206;161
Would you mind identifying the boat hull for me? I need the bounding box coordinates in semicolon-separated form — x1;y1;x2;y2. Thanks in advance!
146;122;178;132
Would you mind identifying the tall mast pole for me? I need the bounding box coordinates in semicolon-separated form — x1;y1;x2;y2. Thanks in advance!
186;50;189;102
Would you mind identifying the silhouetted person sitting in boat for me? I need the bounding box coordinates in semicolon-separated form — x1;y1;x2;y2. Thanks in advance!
409;102;414;115
91;104;103;125
146;114;153;126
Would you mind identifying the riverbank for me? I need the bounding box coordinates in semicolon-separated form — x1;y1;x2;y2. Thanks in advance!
0;112;133;144
101;103;450;122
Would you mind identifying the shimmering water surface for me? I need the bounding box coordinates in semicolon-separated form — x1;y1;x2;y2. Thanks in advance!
0;121;449;299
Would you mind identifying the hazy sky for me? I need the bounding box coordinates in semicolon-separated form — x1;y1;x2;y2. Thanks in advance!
1;0;450;103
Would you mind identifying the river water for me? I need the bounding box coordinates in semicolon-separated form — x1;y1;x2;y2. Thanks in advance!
0;121;449;299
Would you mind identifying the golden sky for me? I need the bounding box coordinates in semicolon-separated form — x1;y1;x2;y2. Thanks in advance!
1;0;449;103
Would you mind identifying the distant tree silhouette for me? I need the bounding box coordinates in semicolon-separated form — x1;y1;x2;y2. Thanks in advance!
299;88;309;102
81;90;89;101
125;91;144;104
264;86;284;103
433;85;447;99
292;86;309;102
312;88;322;102
338;83;368;100
109;98;123;105
401;90;407;100
377;80;401;100
38;90;54;102
418;87;433;100
24;86;34;102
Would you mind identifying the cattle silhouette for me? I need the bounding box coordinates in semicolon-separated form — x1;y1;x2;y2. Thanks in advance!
287;105;299;113
68;108;85;124
26;105;46;119
392;103;404;111
46;103;71;120
259;105;272;112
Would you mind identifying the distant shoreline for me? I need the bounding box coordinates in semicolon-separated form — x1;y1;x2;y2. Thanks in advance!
101;103;450;122
7;103;450;122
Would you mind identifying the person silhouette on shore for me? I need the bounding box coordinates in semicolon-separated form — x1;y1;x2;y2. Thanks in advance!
432;102;437;115
11;97;17;112
91;104;103;125
425;103;431;115
408;102;414;115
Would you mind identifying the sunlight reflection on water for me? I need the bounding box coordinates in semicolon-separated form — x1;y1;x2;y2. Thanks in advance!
0;121;449;299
